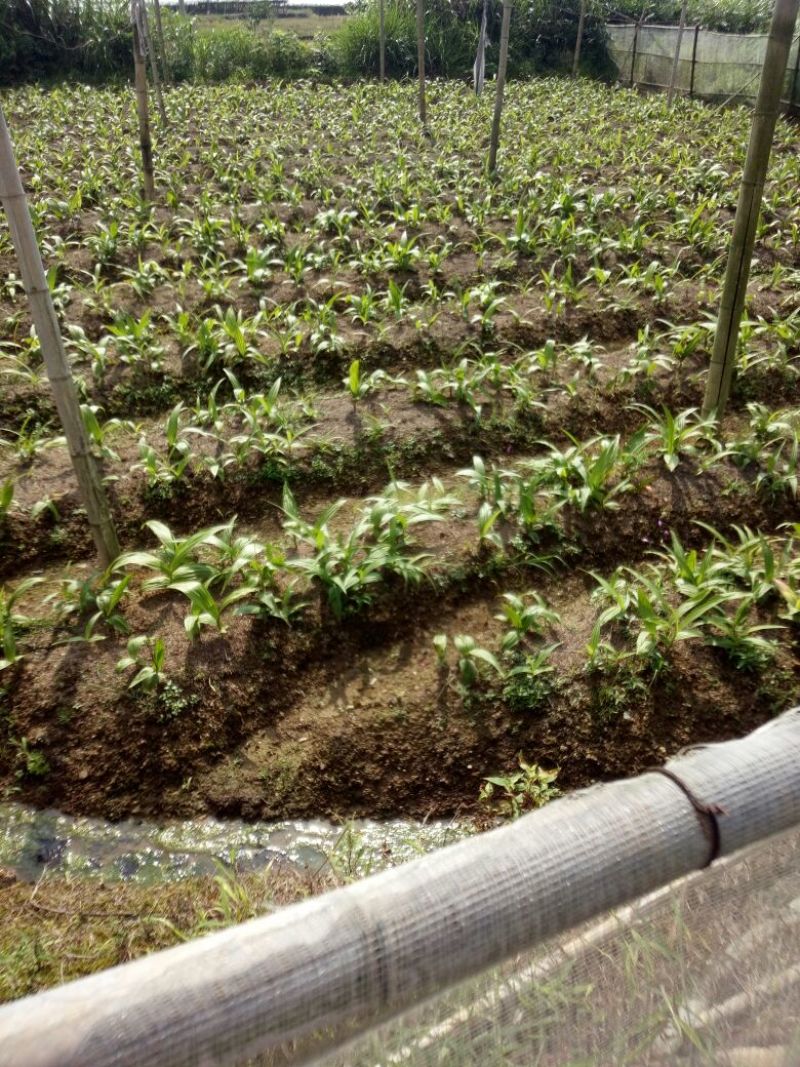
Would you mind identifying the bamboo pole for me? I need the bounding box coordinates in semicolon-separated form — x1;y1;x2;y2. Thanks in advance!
702;0;800;417
132;0;156;202
416;0;426;126
572;0;586;75
134;0;167;124
667;0;688;107
379;0;386;81
152;0;172;84
487;0;512;175
0;106;121;568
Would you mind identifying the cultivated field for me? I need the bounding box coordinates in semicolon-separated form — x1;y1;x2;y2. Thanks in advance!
1;77;798;825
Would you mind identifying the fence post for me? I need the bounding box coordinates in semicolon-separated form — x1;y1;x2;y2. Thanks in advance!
702;0;800;417
667;0;688;106
629;14;642;88
416;0;426;126
488;0;512;175
0;106;121;568
573;0;587;75
689;23;700;97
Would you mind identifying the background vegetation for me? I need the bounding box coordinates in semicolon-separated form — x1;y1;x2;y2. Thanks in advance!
0;0;774;87
609;0;772;32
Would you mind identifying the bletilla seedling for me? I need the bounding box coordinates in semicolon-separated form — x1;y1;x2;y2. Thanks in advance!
496;591;560;653
434;633;505;691
116;635;167;692
0;577;44;671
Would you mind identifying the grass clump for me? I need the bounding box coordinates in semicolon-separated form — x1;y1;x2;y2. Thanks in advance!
0;863;331;1003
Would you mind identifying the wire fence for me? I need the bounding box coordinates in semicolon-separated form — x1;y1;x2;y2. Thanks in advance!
607;22;800;110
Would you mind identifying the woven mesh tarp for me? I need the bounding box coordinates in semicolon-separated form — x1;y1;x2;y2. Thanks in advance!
607;23;800;106
319;824;800;1067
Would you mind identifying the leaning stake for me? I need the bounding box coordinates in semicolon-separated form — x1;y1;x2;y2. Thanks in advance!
0;105;121;568
702;0;800;416
488;0;512;175
131;0;156;202
416;0;427;126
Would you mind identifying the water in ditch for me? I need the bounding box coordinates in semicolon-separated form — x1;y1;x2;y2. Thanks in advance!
0;801;471;884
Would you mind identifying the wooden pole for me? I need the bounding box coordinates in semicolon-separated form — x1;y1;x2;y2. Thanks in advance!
0;106;120;568
629;13;642;88
416;0;426;126
790;32;800;113
702;0;800;417
132;1;156;202
667;0;688;107
487;0;512;175
474;0;489;94
379;0;386;81
137;0;168;125
572;0;586;75
689;22;699;97
152;0;172;84
177;0;185;14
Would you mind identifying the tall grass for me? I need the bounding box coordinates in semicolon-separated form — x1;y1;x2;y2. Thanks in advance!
335;0;609;80
1;0;132;82
0;2;320;84
610;0;773;32
335;0;476;78
179;21;313;80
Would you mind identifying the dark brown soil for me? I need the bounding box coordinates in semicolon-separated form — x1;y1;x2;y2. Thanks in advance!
2;84;800;830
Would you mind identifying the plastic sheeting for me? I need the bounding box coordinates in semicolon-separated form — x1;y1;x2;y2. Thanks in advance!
0;711;799;1066
323;824;800;1066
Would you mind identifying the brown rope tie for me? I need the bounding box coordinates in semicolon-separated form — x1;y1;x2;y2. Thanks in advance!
651;767;727;867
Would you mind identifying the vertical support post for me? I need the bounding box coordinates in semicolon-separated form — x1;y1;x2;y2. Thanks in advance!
487;0;512;176
177;0;186;14
152;0;171;83
667;0;688;107
416;0;426;126
474;0;489;95
689;22;699;97
702;0;800;417
132;0;156;202
379;0;386;81
573;0;586;75
0;105;121;568
140;2;168;125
